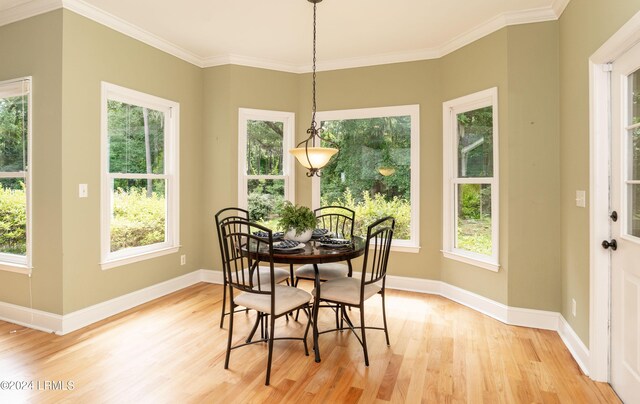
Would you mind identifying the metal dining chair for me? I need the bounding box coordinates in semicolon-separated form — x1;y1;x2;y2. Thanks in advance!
294;205;356;285
215;207;290;328
220;219;312;385
312;216;395;366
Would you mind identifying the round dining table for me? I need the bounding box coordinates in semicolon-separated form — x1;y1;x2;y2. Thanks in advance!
250;236;366;362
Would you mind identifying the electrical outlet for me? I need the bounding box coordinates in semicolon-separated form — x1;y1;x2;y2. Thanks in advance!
572;298;577;317
575;190;586;208
180;255;186;266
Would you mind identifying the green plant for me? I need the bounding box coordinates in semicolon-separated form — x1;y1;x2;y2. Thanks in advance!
277;201;316;236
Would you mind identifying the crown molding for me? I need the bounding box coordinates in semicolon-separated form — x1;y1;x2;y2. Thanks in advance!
61;0;203;67
203;54;305;74
0;0;61;27
1;0;570;73
553;0;571;17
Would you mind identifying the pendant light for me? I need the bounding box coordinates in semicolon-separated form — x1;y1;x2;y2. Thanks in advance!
289;0;338;177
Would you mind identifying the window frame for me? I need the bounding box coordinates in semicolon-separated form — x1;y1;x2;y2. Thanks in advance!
100;82;180;270
237;108;296;211
442;87;499;271
0;77;33;274
311;105;421;253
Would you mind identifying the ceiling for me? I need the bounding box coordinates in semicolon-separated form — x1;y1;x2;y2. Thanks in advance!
0;0;569;72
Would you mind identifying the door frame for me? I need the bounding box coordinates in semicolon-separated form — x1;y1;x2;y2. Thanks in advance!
589;10;640;382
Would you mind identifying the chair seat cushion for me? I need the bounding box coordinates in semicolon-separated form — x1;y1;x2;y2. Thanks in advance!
230;266;290;287
312;277;381;306
235;285;311;316
295;263;348;281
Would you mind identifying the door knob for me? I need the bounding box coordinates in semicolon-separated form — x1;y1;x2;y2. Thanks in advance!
602;239;617;251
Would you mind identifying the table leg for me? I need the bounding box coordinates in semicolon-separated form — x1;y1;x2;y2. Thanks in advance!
312;263;321;362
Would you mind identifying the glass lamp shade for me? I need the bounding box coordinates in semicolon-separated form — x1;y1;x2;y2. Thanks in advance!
289;146;338;169
378;167;396;176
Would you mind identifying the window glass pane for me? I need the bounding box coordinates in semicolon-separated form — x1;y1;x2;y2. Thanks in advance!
108;100;165;175
0;178;26;255
247;120;284;175
628;184;640;238
457;106;493;178
0;95;28;172
630;127;640;180
248;179;285;228
628;69;640;126
456;184;492;255
319;116;411;239
111;179;166;252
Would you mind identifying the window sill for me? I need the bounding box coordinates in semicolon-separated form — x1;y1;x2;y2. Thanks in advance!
0;262;32;275
442;250;500;272
101;246;180;270
367;241;420;253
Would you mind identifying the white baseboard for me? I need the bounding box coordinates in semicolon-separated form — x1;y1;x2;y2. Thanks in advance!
0;300;62;334
558;315;590;376
61;270;202;335
201;269;224;284
0;269;589;376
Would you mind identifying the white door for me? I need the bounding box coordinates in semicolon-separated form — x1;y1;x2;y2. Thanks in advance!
611;41;640;404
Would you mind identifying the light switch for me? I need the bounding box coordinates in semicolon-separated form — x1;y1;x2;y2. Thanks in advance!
79;184;88;198
576;190;586;208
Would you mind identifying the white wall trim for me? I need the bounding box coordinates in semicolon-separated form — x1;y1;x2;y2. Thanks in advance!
559;315;591;376
61;270;201;335
587;8;640;383
0;300;62;334
1;0;567;72
0;269;586;376
61;0;203;67
0;0;60;27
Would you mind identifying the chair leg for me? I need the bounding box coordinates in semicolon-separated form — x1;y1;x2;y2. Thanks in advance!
246;312;262;343
302;307;311;356
381;291;390;346
224;301;234;369
360;305;369;366
220;278;228;328
265;313;276;385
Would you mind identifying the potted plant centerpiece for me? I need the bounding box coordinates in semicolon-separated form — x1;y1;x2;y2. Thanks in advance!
278;201;316;243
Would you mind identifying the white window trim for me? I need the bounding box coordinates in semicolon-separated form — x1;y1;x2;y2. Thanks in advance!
100;82;180;270
0;77;32;275
311;105;420;253
238;108;296;210
442;87;499;271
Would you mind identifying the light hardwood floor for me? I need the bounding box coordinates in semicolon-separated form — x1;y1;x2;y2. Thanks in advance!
0;283;620;403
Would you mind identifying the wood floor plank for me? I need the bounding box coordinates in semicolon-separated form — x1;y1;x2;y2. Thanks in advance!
0;283;620;403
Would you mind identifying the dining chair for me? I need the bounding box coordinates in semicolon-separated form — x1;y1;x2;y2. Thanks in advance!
294;205;356;285
215;207;290;328
220;218;312;385
313;216;395;366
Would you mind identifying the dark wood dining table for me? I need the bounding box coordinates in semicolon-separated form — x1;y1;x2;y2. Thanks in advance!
249;236;366;362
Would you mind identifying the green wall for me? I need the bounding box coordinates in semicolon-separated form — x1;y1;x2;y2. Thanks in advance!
202;65;299;271
440;29;510;304
0;11;64;314
3;2;640;347
559;0;640;343
59;10;204;314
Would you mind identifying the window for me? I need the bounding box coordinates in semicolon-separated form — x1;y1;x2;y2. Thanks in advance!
101;82;179;269
442;88;499;271
0;77;32;273
312;105;420;252
238;108;295;227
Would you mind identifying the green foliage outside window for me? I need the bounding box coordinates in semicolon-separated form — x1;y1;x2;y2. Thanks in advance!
111;187;165;252
0;183;26;255
319;115;412;239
